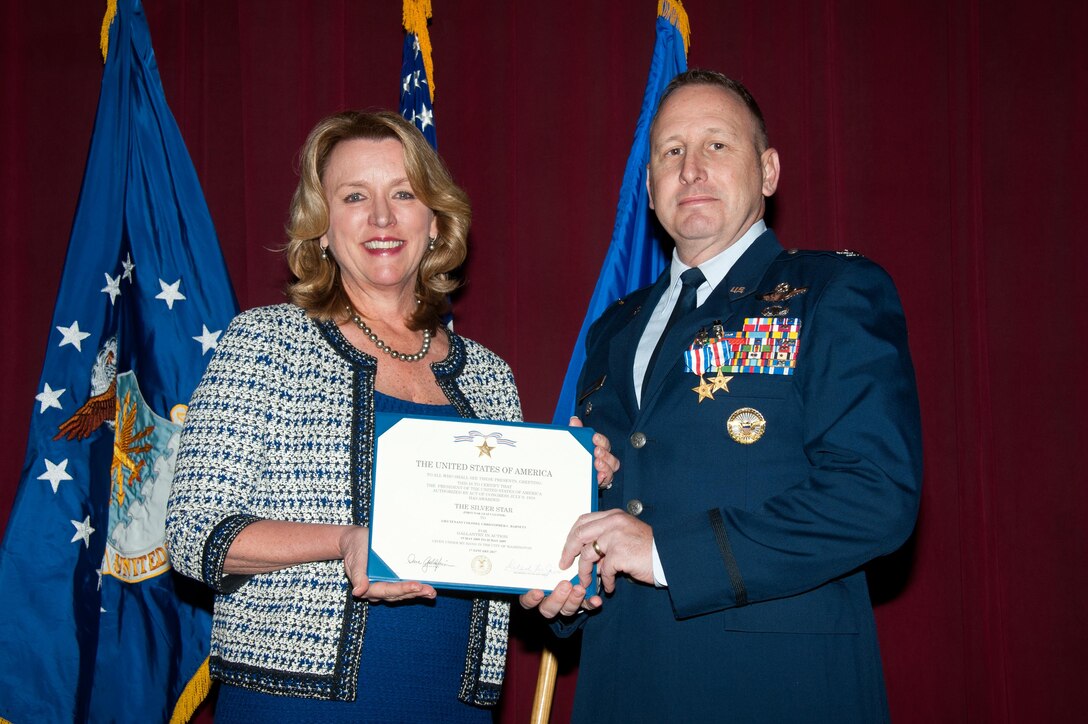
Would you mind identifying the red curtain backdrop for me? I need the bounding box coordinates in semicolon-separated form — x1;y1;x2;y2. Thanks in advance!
3;2;1085;722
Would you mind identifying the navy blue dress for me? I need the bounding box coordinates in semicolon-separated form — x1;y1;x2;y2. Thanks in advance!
214;392;494;723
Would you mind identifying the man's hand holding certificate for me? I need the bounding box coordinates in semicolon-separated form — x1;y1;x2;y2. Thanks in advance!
368;414;600;595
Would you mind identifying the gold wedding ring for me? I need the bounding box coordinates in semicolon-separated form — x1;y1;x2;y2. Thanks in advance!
592;540;604;557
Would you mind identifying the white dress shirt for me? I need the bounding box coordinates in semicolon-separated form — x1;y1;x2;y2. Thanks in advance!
635;220;767;586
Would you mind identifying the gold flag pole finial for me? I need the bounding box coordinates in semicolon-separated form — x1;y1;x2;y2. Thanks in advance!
100;0;118;63
402;0;436;102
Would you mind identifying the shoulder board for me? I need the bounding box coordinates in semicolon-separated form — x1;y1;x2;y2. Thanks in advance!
778;248;866;260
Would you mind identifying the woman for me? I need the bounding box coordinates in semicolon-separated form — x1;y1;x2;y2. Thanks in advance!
165;110;617;721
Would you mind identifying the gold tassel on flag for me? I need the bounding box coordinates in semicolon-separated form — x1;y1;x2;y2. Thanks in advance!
169;658;212;724
402;0;436;101
100;0;118;62
659;0;691;53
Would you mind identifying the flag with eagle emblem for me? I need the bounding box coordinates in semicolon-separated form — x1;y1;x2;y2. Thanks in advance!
0;0;236;721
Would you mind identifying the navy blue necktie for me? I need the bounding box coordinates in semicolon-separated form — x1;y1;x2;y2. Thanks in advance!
642;267;705;400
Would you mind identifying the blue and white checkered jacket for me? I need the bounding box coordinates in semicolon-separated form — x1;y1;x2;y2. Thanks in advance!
166;304;520;704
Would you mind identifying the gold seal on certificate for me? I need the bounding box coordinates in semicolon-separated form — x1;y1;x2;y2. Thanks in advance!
367;414;597;594
471;555;492;576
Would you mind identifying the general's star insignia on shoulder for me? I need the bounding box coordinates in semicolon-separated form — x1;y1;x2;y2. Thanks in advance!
836;249;863;257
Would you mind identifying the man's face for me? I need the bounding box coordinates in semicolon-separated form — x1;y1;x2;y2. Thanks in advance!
647;84;779;266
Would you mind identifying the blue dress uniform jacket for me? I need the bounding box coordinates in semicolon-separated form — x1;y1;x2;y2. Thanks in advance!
565;230;922;723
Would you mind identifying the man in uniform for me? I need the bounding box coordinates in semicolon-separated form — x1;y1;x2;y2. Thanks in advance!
523;70;922;722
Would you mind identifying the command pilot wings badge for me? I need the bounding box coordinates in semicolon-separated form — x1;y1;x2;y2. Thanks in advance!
757;282;809;302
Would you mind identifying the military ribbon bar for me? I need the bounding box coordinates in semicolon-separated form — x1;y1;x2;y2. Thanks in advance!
686;317;803;377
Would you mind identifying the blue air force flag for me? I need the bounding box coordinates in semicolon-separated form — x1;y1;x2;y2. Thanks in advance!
0;0;237;721
552;0;690;423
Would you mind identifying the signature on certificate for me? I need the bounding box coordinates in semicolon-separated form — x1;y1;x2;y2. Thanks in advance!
408;553;454;573
506;560;554;577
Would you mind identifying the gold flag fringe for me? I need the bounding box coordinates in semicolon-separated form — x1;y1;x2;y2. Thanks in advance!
659;0;691;54
403;0;436;102
169;657;211;724
100;0;118;63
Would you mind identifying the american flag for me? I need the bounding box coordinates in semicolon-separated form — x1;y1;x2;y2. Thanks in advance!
400;0;436;148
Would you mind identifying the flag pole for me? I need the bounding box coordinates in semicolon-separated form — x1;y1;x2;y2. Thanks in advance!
529;648;560;724
530;2;689;721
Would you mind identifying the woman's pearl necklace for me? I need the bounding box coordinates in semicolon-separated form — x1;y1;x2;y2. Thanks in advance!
346;305;432;362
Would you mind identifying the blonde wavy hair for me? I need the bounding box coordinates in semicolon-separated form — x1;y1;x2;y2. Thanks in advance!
285;110;470;330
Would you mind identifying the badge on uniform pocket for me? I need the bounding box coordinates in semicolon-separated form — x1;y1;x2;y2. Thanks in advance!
727;407;766;444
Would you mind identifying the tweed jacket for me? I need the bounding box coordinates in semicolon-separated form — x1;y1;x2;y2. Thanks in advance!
165;304;521;704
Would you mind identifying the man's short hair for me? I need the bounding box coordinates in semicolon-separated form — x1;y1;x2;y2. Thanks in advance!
652;69;770;153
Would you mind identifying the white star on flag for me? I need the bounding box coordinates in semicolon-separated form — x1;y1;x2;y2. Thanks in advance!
101;273;122;305
70;516;95;548
38;458;73;494
56;321;91;352
417;106;434;131
35;383;65;413
122;252;135;282
192;324;222;355
156;278;186;309
402;74;412;94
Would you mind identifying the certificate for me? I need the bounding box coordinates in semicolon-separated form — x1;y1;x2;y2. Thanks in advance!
368;414;597;595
